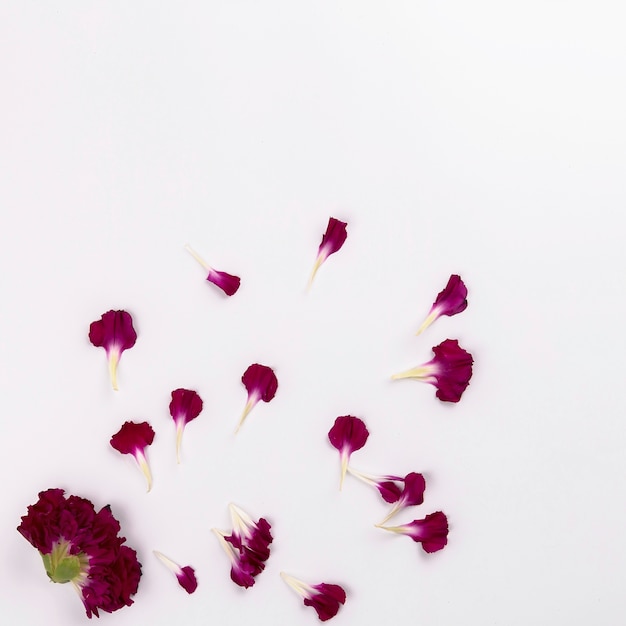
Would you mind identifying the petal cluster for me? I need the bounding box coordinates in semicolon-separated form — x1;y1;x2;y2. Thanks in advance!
281;572;347;622
328;416;369;488
88;310;137;390
309;217;348;287
237;363;278;432
392;338;474;403
110;421;155;491
213;504;273;588
17;489;141;619
169;388;203;463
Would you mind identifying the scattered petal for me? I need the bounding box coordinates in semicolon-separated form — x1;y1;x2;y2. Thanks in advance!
169;388;204;463
281;572;347;621
17;489;141;618
391;338;474;403
153;551;198;594
379;472;426;524
378;511;449;553
416;274;468;335
237;364;278;433
346;467;403;503
308;217;348;288
327;416;369;489
110;421;155;492
213;529;257;588
213;504;273;588
89;310;137;390
185;243;241;295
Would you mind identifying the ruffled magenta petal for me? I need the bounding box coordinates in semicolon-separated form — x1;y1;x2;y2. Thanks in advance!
407;511;449;552
431;339;473;403
433;274;468;317
327;416;369;454
177;566;198;594
207;268;241;296
110;421;155;455
241;364;278;402
400;472;426;506
304;583;347;621
318;217;348;258
377;480;403;503
169;388;203;424
89;310;137;352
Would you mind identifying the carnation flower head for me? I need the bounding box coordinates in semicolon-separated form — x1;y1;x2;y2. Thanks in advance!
416;274;468;335
17;489;141;619
281;572;347;621
391;338;474;403
88;310;137;390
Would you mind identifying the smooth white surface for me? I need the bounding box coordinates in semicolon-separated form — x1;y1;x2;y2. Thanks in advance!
1;2;625;624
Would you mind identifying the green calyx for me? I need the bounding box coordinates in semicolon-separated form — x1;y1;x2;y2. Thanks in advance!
41;541;88;584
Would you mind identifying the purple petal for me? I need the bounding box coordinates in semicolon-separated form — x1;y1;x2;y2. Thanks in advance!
110;421;155;455
305;583;347;621
431;339;474;403
207;268;241;296
377;481;403;503
89;310;137;353
433;274;468;317
169;388;203;425
89;310;137;389
318;217;348;258
176;566;198;594
400;472;426;507
327;416;369;453
390;511;449;553
241;364;278;402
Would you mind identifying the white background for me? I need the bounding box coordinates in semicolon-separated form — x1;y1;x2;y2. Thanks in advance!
1;2;625;624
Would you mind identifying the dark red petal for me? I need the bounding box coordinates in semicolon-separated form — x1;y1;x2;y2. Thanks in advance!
318;217;348;257
400;472;426;506
230;560;257;588
327;416;369;453
377;481;402;503
433;274;468;317
89;310;137;352
110;421;155;455
176;566;198;594
305;584;347;621
408;511;449;552
207;269;241;296
169;388;203;424
241;364;278;402
431;339;473;403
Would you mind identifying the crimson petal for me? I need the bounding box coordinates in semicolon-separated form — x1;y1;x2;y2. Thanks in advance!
309;217;348;287
328;416;369;489
169;388;203;463
89;310;137;390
